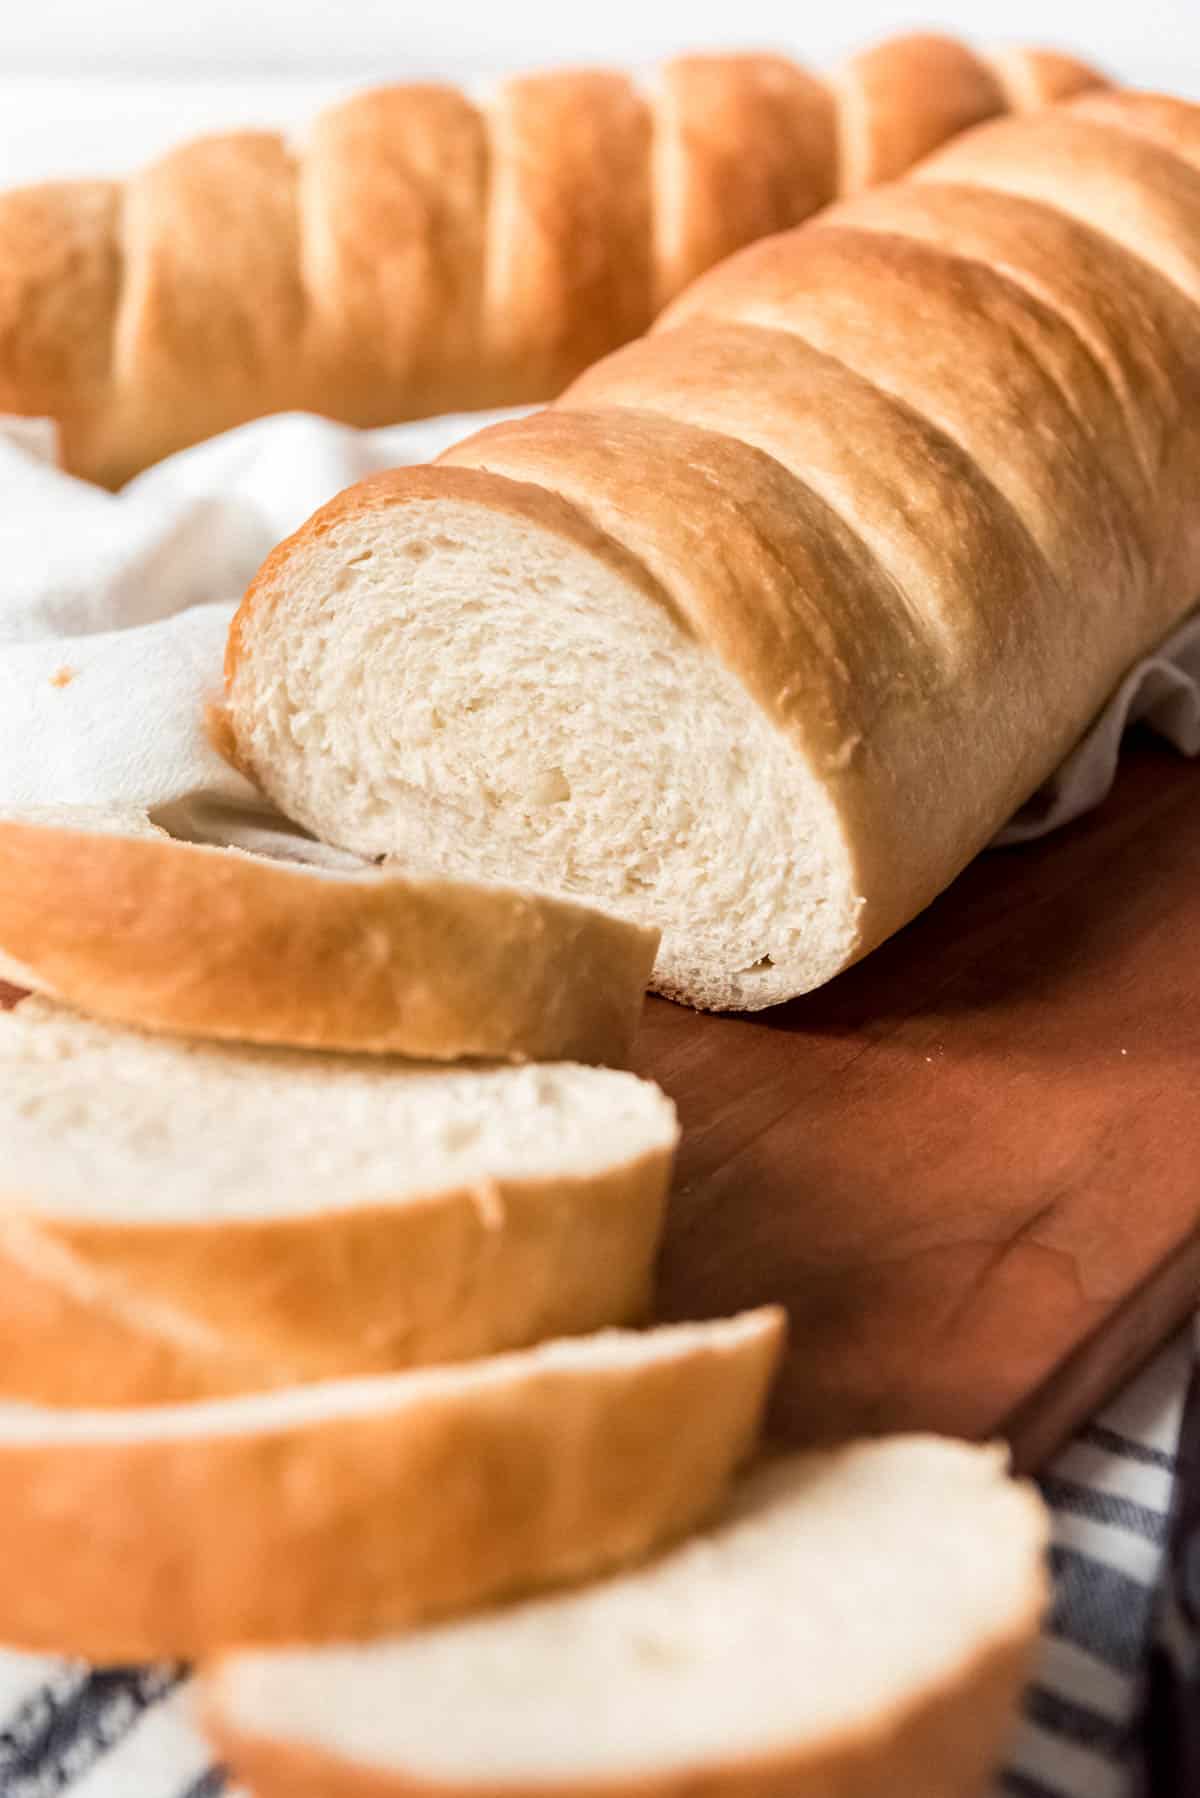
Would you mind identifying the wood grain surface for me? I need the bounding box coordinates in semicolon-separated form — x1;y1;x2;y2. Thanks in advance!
3;735;1195;1471
637;734;1200;1471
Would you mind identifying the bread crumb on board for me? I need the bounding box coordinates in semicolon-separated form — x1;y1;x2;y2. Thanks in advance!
49;665;76;689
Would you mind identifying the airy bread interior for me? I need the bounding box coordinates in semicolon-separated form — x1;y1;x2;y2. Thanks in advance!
0;996;677;1220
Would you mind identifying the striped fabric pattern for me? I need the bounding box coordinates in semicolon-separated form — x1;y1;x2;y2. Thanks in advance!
995;1322;1196;1798
0;1326;1192;1798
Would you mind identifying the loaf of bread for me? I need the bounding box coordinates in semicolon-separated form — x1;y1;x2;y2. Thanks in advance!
0;995;678;1405
0;1307;781;1658
223;90;1200;1012
205;1438;1047;1798
0;805;657;1063
0;35;1102;486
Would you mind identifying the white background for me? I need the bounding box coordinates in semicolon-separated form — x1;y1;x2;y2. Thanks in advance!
0;0;1196;83
0;0;1197;184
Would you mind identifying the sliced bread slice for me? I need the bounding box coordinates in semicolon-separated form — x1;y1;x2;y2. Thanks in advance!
205;1436;1047;1798
0;1308;782;1660
0;997;677;1405
0;805;657;1065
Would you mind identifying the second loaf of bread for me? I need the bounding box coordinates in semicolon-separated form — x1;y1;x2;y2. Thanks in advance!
224;91;1200;1010
0;35;1101;485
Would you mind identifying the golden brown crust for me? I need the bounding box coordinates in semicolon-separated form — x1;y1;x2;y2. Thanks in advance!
0;179;121;475
663;222;1152;603
0;1311;783;1658
482;71;654;394
914;108;1200;307
0;35;1105;484
986;45;1110;108
300;86;491;421
0;817;658;1064
567;314;1052;663
834;34;1006;193
201;1482;1047;1798
650;56;836;308
818;175;1200;599
619;182;1200;955
109;132;308;484
1068;89;1200;168
0;1145;671;1406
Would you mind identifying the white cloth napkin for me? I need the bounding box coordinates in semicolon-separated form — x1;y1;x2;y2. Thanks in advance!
1;404;1198;1798
0;410;520;839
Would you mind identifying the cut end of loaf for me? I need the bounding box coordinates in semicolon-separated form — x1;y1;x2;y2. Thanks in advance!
226;470;862;1011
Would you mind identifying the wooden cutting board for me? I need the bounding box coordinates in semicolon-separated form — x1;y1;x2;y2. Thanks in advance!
636;733;1200;1472
3;736;1195;1473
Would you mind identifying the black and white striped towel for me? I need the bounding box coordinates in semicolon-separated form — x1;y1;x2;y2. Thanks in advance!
1000;1322;1199;1798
